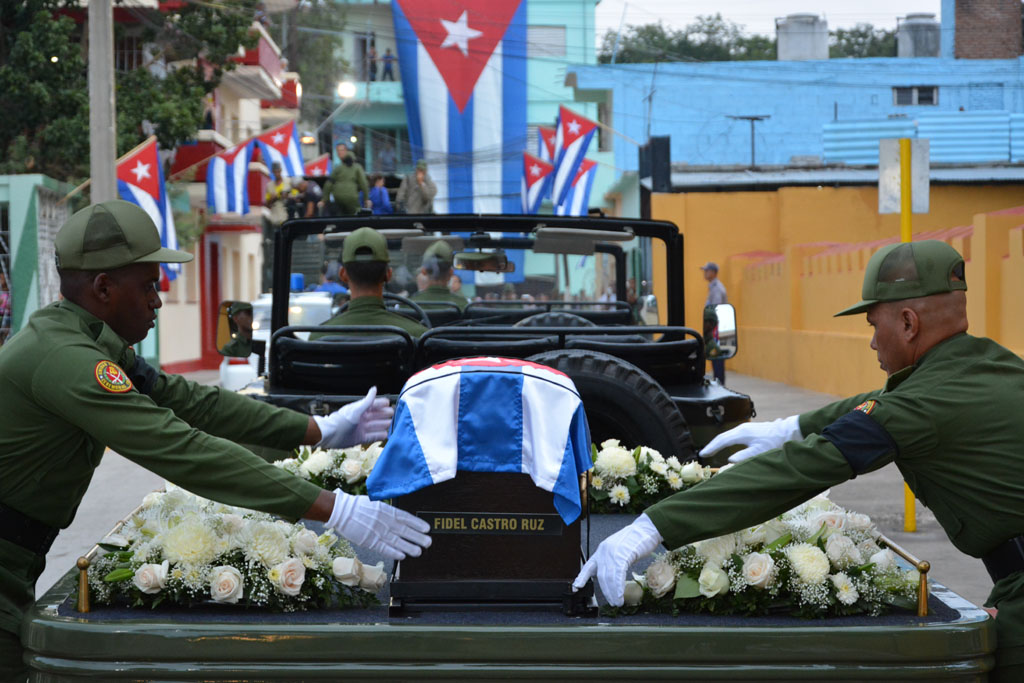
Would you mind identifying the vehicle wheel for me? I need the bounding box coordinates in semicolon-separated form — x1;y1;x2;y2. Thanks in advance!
527;349;696;462
515;312;596;327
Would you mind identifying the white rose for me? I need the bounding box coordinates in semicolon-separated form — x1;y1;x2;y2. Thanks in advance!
133;560;169;595
698;563;730;597
809;510;847;537
209;566;244;604
845;512;874;533
291;529;319;556
341;458;364;484
742;552;775;589
869;548;896;572
299;449;333;477
359;561;387;591
623;580;644;606
760;519;790;545
679;461;705;484
825;534;863;569
695;535;737;566
272;557;305;596
332;556;364;586
645;558;677;598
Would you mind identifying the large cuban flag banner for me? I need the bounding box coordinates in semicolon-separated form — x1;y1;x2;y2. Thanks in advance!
367;357;592;524
521;152;554;214
555;158;597;217
206;141;253;215
392;0;527;214
551;105;598;207
255;120;304;178
116;138;181;282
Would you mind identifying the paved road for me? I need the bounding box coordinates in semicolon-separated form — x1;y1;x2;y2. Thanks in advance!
37;370;993;610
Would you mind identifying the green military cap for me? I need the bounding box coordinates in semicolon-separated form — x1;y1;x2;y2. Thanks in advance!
342;227;389;264
416;159;428;170
55;200;193;271
835;240;967;317
422;239;454;267
227;301;253;316
703;305;719;322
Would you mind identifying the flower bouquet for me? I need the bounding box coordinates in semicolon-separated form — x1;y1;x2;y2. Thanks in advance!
618;494;920;618
273;442;383;494
87;486;381;611
588;439;712;513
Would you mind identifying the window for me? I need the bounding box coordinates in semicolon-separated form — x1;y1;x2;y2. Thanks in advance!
893;86;938;106
598;101;612;152
527;26;566;58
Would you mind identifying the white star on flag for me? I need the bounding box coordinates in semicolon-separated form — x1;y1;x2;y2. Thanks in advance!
567;119;581;135
272;132;285;145
529;164;542;177
130;161;151;183
440;10;483;57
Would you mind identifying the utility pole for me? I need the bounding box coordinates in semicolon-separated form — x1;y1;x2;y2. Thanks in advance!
727;115;770;168
89;0;117;202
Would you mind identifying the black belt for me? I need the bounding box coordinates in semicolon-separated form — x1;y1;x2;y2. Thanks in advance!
0;501;60;556
983;535;1024;583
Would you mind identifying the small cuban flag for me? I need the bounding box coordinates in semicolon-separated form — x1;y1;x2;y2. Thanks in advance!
366;357;593;524
205;141;254;215
555;158;598;217
304;153;331;177
537;125;556;164
521;152;554;215
115;137;181;283
255;120;304;178
551;105;598;208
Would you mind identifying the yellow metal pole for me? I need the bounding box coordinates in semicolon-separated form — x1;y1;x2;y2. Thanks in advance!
899;137;917;532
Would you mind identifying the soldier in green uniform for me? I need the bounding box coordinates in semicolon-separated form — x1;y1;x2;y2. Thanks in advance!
219;301;254;358
0;201;431;679
575;240;1024;682
322;143;370;216
411;240;468;311
310;227;428;340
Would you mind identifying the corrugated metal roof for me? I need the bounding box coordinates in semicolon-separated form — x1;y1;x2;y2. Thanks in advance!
655;165;1024;191
916;111;1010;163
823;119;916;165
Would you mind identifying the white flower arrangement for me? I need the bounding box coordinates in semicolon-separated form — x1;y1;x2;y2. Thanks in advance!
86;486;378;612
588;440;712;513
274;442;384;495
618;495;920;618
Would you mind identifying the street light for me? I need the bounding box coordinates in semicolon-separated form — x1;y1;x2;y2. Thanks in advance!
337;81;356;99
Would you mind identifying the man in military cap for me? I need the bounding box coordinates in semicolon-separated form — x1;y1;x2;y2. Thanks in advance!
411;240;468;311
396;159;437;214
311;227;428;339
576;240;1024;681
220;301;254;357
0;201;431;678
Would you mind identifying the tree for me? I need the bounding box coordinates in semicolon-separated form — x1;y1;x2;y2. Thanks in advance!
830;24;897;58
598;15;776;64
0;0;258;182
272;1;349;126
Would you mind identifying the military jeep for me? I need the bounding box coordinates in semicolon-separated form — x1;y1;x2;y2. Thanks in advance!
222;214;753;461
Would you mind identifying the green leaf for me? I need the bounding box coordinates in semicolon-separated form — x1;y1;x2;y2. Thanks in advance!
674;574;702;599
806;522;828;547
631;446;642;461
763;532;792;552
97;542;127;552
591;443;598;463
103;568;134;583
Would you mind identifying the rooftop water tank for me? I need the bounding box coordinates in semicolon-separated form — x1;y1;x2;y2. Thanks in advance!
776;13;829;61
898;13;941;57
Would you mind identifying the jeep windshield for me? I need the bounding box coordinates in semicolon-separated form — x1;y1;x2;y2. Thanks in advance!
270;215;685;332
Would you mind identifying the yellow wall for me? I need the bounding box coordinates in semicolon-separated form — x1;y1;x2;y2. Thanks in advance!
652;184;1024;396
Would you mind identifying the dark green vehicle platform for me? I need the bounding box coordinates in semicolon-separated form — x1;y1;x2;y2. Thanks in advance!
24;570;994;682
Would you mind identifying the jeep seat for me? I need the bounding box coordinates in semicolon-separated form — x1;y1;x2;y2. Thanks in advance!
564;335;703;386
417;334;559;368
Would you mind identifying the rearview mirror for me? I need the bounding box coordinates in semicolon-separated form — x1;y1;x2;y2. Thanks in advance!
454;251;516;273
217;300;254;358
703;303;737;360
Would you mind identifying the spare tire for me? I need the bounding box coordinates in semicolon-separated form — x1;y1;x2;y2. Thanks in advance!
515;311;596;328
527;349;696;462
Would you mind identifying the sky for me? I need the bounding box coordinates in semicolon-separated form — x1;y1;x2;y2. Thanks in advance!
595;0;943;39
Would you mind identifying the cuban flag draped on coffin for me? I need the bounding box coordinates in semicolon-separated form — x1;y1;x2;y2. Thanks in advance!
255;120;305;178
206;141;254;215
116;138;181;282
555;158;597;217
392;0;527;214
366;358;593;524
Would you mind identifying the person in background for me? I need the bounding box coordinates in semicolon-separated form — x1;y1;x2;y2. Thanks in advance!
314;260;348;297
292;180;323;218
368;174;393;215
0;202;431;679
701;262;728;385
411;241;468;311
322;143;370;216
382;48;397;81
262;162;293;290
396;160;436;214
366;45;378;82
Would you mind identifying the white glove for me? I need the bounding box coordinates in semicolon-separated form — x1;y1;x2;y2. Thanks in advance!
699;415;802;463
313;387;394;448
327;489;432;561
572;513;663;606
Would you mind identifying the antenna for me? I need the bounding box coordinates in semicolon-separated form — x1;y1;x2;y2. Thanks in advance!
727;115;771;167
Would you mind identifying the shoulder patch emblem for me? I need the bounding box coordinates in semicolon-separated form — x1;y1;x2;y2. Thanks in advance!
94;360;133;393
854;399;877;416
